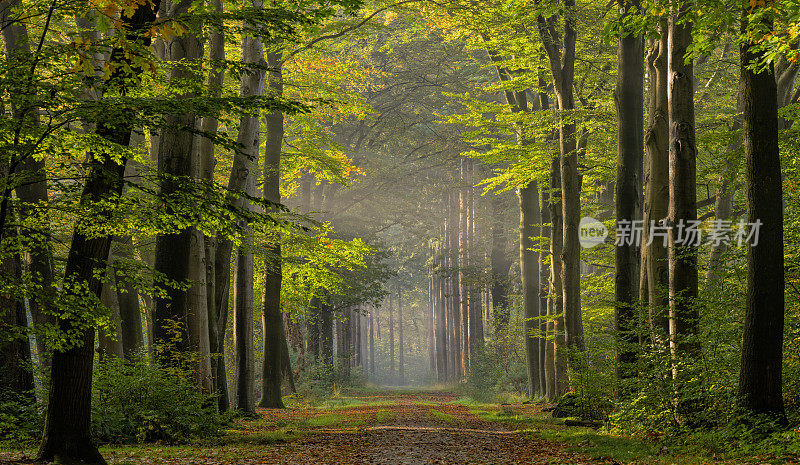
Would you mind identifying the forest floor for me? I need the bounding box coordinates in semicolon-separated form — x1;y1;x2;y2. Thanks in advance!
1;388;788;464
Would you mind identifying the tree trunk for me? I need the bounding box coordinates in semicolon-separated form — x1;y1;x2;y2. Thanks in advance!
614;0;644;385
337;315;349;376
541;187;556;399
428;274;435;373
113;237;144;359
706;91;742;285
389;293;395;380
234;245;255;413
459;160;469;372
538;1;584;358
435;239;447;381
153;6;204;368
469;161;483;352
370;311;376;376
520;180;541;398
398;290;405;385
259;51;285;409
490;194;511;330
645;18;670;343
0;234;35;396
202;0;227;412
38;0;158;459
356;309;362;368
307;297;320;360
211;0;262;409
98;261;124;360
280;315;296;393
737;6;785;417
188;228;213;392
667;3;700;362
1;0;57;367
449;191;462;379
321;300;334;367
549;156;569;395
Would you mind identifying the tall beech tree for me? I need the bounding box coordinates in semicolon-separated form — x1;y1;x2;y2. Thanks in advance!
37;0;159;461
537;0;585;358
152;0;209;383
737;3;785;417
232;8;266;413
614;0;644;383
520;178;541;397
259;50;286;409
1;0;56;364
644;18;670;341
667;1;700;366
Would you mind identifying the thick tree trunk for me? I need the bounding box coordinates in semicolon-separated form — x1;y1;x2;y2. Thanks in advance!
558;80;584;355
188;229;213;392
153;5;204;367
538;1;584;358
234;245;255;413
458;160;469;372
1;0;56;366
520;181;541;398
280;316;296;393
645;19;670;343
541;188;556;399
0;234;35;396
202;0;227;412
667;4;700;361
112;237;144;359
219;12;264;409
614;0;644;385
549;157;569;395
259;51;285;409
38;1;158;459
737;8;785;417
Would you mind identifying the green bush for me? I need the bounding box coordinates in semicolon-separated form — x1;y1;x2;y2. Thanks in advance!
293;358;366;401
464;340;528;402
0;390;41;443
92;354;226;444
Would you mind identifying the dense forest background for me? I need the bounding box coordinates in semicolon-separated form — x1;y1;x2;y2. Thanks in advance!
1;0;799;463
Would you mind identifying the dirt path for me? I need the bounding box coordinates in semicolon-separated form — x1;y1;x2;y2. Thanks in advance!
233;394;593;465
0;391;613;464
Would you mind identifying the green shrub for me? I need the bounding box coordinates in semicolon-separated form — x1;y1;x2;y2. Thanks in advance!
464;340;528;402
92;354;226;444
0;390;41;443
292;358;366;402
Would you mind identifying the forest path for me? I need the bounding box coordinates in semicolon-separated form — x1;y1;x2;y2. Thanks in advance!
97;389;612;465
3;389;753;464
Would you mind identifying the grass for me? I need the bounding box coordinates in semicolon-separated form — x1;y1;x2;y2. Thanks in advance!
448;396;491;407
429;409;465;426
469;399;786;465
375;409;397;423
304;414;346;428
